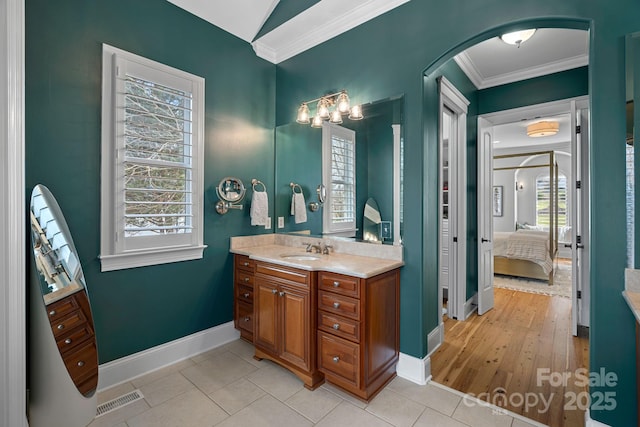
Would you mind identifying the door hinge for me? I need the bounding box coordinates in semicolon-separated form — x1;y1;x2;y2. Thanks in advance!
577;290;582;299
576;235;582;244
453;237;458;243
576;180;581;189
576;125;581;134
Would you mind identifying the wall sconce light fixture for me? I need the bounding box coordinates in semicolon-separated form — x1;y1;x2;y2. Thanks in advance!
296;90;363;127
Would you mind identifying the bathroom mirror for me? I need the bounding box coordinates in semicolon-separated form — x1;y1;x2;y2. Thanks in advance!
274;95;404;244
29;184;98;397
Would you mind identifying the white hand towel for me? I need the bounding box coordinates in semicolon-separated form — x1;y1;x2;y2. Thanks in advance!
250;191;269;226
291;192;307;224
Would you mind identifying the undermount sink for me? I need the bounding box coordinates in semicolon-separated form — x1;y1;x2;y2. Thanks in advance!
280;254;321;261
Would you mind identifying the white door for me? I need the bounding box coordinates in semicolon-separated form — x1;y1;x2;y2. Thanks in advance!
477;117;495;315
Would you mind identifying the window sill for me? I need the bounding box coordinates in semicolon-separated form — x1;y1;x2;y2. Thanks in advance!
99;245;207;272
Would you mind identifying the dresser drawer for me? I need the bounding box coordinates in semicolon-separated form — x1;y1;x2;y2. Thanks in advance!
236;284;254;304
51;310;88;338
319;272;360;298
318;291;360;320
236;270;254;286
236;301;254;334
63;340;98;385
318;311;360;343
56;324;94;355
318;332;359;387
235;255;256;273
46;294;80;321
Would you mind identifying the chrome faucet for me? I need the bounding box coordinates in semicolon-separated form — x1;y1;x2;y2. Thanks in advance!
311;243;322;254
322;244;333;255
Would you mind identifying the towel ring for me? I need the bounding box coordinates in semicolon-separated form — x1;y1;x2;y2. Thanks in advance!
290;182;303;194
251;178;266;193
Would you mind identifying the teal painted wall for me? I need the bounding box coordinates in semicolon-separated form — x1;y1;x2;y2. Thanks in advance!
25;0;275;363
275;1;640;424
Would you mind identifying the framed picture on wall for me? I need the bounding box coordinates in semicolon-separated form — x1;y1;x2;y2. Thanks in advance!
493;185;503;217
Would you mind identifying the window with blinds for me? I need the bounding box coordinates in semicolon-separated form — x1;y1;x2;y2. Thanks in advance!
536;173;568;228
322;123;356;235
100;44;206;271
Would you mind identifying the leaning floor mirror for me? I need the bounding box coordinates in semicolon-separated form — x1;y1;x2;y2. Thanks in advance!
29;184;98;427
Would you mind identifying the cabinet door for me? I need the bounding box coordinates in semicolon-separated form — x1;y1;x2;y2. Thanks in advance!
254;279;278;354
279;284;309;371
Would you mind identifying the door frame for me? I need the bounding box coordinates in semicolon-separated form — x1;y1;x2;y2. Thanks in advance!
477;96;590;330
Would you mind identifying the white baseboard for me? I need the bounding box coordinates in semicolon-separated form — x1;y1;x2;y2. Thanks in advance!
464;294;477;320
396;352;431;385
585;409;611;427
98;321;239;391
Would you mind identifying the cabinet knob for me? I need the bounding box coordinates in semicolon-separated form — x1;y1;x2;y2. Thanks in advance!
333;281;340;288
49;310;56;316
244;317;250;322
279;291;285;297
57;324;64;330
77;361;85;367
272;289;278;294
332;323;340;330
243;262;249;266
243;292;250;298
332;356;340;363
64;338;72;344
333;302;340;309
244;277;250;282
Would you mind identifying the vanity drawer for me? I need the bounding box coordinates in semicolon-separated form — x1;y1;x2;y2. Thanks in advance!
63;340;98;385
319;272;360;298
318;311;360;343
56;324;94;355
46;294;80;321
51;310;88;338
236;271;254;286
256;262;310;286
236;284;253;304
236;301;254;334
318;291;360;320
318;331;359;387
235;255;256;272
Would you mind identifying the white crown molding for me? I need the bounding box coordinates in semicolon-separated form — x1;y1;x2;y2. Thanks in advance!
253;0;411;64
455;52;588;90
98;321;239;390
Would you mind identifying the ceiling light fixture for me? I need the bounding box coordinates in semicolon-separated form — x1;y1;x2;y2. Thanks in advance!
527;120;559;137
296;90;363;127
500;29;536;48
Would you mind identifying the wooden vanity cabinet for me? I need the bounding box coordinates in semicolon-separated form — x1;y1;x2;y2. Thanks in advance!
253;261;323;389
317;269;400;402
46;290;98;395
234;255;256;342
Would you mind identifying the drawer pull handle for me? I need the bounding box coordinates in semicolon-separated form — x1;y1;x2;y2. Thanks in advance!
244;277;250;282
333;281;340;287
243;293;250;298
77;361;85;367
272;289;278;294
49;310;56;316
57;324;64;330
332;356;340;363
64;338;72;344
333;302;340;309
243;262;249;266
332;323;340;330
279;291;285;297
244;317;250;322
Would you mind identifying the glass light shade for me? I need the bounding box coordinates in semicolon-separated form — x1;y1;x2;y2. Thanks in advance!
317;98;330;119
311;114;324;128
296;104;310;124
526;121;559;137
348;104;363;120
500;29;536;47
336;91;350;114
330;109;343;124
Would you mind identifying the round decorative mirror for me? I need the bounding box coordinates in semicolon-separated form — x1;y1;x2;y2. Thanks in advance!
317;184;326;204
29;184;98;397
215;177;246;214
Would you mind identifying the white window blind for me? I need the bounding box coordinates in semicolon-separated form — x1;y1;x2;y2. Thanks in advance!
323;123;356;235
100;44;206;271
536;173;567;227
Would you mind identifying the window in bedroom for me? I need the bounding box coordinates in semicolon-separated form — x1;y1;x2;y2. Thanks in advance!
536;173;568;228
100;44;206;271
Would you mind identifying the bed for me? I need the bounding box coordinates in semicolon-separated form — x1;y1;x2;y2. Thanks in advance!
494;229;555;284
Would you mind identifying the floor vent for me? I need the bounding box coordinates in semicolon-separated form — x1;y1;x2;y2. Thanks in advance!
96;389;144;417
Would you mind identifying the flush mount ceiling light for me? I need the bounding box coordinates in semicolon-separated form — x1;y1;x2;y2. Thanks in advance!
500;29;536;47
296;90;363;127
527;120;559;138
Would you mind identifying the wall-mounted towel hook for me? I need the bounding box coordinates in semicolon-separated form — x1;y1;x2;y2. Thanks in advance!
251;178;266;193
290;182;303;194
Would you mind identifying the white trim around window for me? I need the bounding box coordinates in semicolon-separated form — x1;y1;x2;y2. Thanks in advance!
100;44;206;271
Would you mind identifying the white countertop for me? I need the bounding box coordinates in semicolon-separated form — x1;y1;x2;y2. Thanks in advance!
624;268;640;324
231;244;404;279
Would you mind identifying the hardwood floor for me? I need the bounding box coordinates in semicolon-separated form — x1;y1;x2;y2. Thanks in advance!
432;288;589;427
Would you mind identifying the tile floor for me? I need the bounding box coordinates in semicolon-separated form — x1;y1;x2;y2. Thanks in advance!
89;339;545;427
